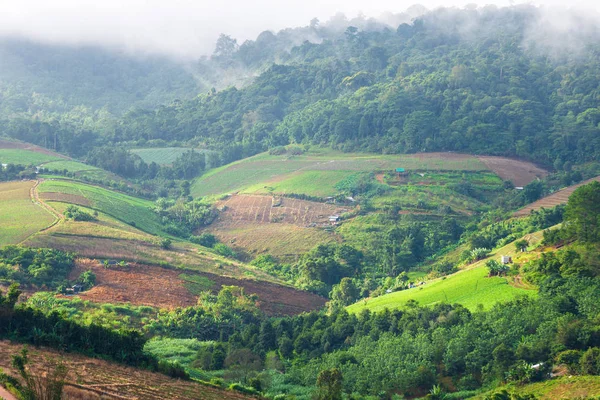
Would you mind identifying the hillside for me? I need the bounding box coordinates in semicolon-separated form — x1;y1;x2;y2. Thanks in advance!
347;229;544;313
0;340;249;400
515;175;600;216
0;38;203;114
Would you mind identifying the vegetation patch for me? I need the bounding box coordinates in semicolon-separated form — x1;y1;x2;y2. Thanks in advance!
38;179;165;235
0;149;64;165
0;181;55;246
131;147;214;165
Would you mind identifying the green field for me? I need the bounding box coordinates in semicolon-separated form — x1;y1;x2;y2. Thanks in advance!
42;160;100;172
131;147;215;165
0;149;64;165
242;170;357;197
37;179;165;236
191;149;488;197
348;263;534;313
0;181;55;245
347;231;543;313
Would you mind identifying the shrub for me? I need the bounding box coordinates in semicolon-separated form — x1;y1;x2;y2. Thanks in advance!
580;347;600;375
556;350;583;374
64;205;97;221
269;146;287;155
157;360;189;380
189;233;218;248
159;238;172;250
229;383;260;395
214;243;236;258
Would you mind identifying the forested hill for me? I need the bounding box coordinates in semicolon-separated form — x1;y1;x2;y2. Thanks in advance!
0;38;203;114
2;5;600;169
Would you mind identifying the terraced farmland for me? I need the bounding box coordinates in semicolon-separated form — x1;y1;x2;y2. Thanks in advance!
216;194;348;225
203;194;346;259
0;340;250;400
0;180;55;245
514;175;600;216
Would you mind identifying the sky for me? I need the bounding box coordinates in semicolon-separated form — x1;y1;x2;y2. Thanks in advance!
0;0;598;59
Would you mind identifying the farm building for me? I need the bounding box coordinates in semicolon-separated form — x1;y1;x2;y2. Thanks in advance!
329;215;340;225
500;255;513;264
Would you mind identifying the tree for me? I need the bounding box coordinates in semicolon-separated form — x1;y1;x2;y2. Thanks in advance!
258;320;276;351
330;278;359;306
213;34;238;59
486;259;509;276
0;283;21;317
316;368;343;400
11;346;68;400
565;181;600;242
515;239;529;252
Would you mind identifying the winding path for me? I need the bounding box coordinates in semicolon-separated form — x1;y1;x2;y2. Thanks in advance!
0;385;17;400
19;179;64;244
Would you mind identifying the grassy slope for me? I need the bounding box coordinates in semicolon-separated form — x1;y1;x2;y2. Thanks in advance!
191;150;487;197
23;201;279;281
0;181;55;245
37;179;165;236
0;149;63;165
347;229;543;313
474;376;600;399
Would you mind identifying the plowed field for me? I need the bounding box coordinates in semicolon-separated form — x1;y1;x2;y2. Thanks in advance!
514;175;600;217
217;194;348;225
0;340;248;400
477;156;548;187
69;259;326;316
205;195;347;259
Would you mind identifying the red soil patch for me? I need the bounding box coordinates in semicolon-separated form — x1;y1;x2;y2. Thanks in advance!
477;156;549;187
40;192;91;207
514;175;600;217
0;139;68;159
0;340;249;400
69;259;326;316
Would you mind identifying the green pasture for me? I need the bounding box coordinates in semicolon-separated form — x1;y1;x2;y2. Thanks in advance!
242;170;356;197
37;179;165;236
0;181;55;246
347;229;544;313
42;160;99;172
0;149;63;165
347;263;534;313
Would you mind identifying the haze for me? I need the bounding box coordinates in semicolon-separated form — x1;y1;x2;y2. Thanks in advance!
1;0;599;59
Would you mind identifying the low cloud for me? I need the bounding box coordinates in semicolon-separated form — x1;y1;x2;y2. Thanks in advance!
0;0;599;60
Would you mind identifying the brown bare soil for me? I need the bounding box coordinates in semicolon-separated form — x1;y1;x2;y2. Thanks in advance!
40;192;91;207
69;259;326;316
0;340;249;400
0;139;68;158
216;194;348;226
477;156;549;187
514;175;600;217
207;194;346;260
208;223;339;261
